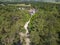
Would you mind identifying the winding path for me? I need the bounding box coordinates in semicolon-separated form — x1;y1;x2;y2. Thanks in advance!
19;18;31;45
24;19;31;45
19;9;35;45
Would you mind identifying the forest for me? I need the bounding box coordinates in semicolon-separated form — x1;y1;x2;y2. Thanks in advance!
0;2;60;45
0;5;30;45
28;2;60;45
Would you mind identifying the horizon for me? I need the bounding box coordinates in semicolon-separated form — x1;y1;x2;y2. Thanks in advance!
0;0;60;2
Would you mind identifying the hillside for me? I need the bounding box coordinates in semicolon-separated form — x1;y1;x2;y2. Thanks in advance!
0;2;60;45
0;5;30;45
28;3;60;45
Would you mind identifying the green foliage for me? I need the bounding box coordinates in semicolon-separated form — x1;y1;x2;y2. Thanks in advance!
28;3;60;45
0;5;30;45
0;2;60;45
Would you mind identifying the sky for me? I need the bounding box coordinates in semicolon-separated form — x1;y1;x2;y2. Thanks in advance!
0;0;60;2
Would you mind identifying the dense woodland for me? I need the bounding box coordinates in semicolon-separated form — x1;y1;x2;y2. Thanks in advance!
28;3;60;45
0;2;60;45
0;5;30;45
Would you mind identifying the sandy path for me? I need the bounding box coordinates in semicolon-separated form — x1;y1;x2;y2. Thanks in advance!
19;19;31;45
19;9;35;45
24;19;30;45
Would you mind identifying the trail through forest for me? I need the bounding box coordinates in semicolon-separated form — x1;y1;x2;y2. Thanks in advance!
19;8;35;45
19;18;31;45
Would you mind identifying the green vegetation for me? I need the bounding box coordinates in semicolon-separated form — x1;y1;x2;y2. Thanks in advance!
0;2;60;45
28;3;60;45
0;5;30;45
